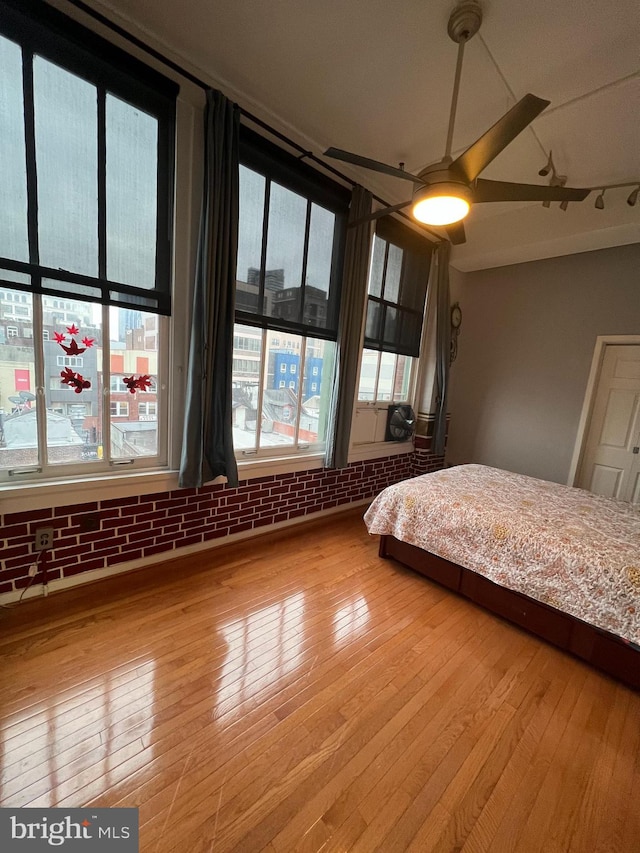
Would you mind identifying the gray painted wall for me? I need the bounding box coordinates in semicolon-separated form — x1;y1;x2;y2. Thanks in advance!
446;243;640;484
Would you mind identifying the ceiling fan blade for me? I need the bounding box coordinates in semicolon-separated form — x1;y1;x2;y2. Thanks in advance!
324;147;425;185
348;200;412;228
472;179;590;204
444;221;466;245
450;94;550;183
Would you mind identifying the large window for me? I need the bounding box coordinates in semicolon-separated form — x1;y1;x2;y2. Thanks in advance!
233;130;348;458
354;218;432;444
0;1;176;482
357;218;431;404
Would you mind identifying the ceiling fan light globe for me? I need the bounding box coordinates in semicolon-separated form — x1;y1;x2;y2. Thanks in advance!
412;194;470;226
411;181;472;226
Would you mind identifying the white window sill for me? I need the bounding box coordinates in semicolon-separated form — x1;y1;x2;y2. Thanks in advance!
1;443;415;515
348;440;414;462
0;469;181;514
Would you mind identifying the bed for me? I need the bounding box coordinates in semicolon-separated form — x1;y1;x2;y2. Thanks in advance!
364;464;640;689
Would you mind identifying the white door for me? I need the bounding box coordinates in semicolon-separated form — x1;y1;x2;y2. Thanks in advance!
577;345;640;504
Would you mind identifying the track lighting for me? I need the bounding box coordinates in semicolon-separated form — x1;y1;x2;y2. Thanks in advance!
538;153;640;214
591;182;640;210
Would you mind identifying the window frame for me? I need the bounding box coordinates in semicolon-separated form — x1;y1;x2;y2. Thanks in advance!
232;128;349;461
352;217;432;449
0;0;177;487
0;0;177;316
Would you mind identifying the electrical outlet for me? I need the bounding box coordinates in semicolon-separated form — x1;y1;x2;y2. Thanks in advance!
34;527;54;551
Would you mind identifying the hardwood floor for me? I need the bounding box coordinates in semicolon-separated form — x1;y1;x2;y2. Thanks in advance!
1;509;638;852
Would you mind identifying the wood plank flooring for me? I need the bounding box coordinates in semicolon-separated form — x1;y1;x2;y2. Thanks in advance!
1;509;638;852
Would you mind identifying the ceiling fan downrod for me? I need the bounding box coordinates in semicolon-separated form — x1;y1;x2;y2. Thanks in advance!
444;1;483;160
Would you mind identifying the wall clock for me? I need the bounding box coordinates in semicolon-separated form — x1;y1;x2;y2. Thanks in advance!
451;303;462;329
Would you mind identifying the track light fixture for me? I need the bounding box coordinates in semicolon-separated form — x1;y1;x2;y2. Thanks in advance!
538;151;555;178
537;152;640;214
590;182;640;210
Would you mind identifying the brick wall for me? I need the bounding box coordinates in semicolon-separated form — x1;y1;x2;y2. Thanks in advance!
0;440;444;597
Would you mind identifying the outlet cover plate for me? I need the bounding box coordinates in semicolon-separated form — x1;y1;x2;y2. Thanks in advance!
34;527;54;551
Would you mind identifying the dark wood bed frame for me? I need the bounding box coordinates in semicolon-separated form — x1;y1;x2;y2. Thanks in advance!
379;535;640;691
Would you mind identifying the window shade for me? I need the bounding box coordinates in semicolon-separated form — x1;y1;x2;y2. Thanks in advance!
363;216;433;357
0;0;178;316
236;128;349;341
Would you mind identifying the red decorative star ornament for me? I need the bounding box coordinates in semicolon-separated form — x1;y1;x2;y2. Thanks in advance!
55;323;95;394
60;338;86;356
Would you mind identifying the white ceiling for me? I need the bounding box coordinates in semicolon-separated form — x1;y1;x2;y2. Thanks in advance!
80;0;639;270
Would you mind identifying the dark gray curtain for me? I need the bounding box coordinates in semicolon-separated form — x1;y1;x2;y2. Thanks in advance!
179;90;239;488
325;186;373;468
432;241;452;455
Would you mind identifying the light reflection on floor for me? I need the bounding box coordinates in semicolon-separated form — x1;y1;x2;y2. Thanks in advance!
333;595;370;646
216;592;305;711
0;662;156;807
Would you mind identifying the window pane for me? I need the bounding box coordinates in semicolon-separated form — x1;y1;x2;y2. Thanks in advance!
231;323;262;451
106;95;158;288
301;337;335;444
260;331;300;449
0;35;29;265
303;204;335;330
357;349;379;401
383;305;399;348
365;300;382;342
34;56;98;276
0;270;30;286
236;166;266;315
384;244;402;302
394;355;412;401
0;288;39;469
108;307;160;459
368;236;385;297
265;182;306;320
400;309;422;355
377;352;397;401
43;297;102;465
401;250;430;310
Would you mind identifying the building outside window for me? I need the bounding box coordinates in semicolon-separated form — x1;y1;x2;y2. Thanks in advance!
0;1;176;480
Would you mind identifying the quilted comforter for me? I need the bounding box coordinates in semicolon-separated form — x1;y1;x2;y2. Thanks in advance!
364;464;640;645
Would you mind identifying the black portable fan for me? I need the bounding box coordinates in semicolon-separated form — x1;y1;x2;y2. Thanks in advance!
386;405;416;441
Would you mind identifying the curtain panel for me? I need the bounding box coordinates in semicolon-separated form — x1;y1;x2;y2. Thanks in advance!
179;89;240;488
432;241;452;455
325;186;373;469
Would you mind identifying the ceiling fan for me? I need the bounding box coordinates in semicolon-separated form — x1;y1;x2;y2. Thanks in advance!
323;1;590;244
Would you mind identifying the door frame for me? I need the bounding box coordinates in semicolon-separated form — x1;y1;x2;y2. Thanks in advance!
568;334;640;487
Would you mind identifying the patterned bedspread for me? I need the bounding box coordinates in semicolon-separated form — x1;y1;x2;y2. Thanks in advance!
364;464;640;645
